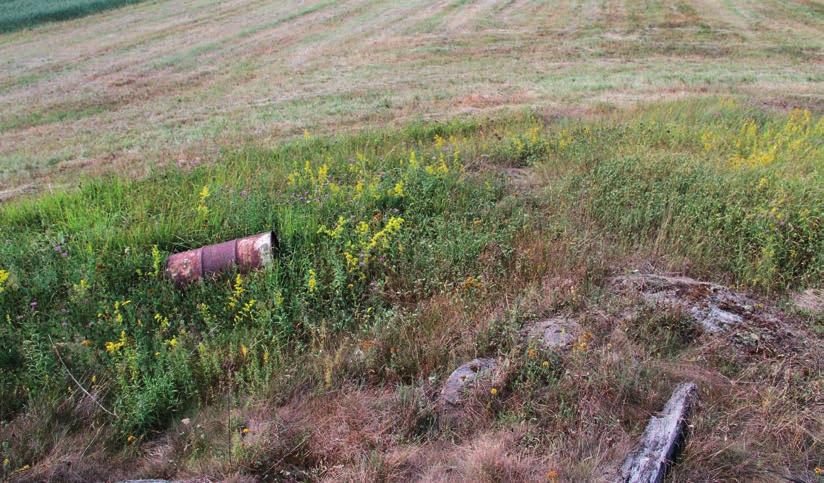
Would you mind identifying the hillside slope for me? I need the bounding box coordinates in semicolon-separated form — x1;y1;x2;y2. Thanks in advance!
1;100;821;481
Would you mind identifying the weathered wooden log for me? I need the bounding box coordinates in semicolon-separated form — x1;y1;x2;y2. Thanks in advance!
619;382;698;483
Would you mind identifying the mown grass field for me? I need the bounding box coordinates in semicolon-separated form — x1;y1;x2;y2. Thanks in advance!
0;0;144;33
1;98;821;481
0;0;822;199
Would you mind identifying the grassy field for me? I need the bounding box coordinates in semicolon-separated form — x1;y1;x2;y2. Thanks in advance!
1;0;822;481
0;0;145;33
0;0;823;199
0;98;821;481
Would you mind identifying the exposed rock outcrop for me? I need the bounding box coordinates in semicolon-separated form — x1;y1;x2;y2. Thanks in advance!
611;273;753;333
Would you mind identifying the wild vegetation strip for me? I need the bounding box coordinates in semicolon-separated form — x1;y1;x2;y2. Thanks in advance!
0;0;822;196
1;99;821;481
0;0;145;33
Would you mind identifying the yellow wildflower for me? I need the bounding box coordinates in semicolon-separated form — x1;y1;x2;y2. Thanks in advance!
461;275;481;290
356;221;370;238
154;312;170;331
392;181;404;197
575;331;593;352
0;269;10;293
529;126;540;143
364;216;404;252
72;278;90;299
167;337;178;348
196;185;210;218
316;163;329;185
234;299;256;323
105;331;127;354
542;360;550;368
228;274;243;309
490;387;498;396
151;245;162;276
112;299;130;325
318;216;346;239
307;269;317;292
700;131;714;151
343;251;359;273
287;171;299;186
240;344;248;358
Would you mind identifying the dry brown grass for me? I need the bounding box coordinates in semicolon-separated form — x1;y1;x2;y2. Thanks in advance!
9;263;821;482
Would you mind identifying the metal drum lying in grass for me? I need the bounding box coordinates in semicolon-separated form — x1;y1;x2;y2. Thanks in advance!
166;231;275;285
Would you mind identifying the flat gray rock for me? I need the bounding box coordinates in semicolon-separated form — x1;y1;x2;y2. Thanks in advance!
439;358;497;406
619;382;698;483
524;316;581;350
612;273;752;333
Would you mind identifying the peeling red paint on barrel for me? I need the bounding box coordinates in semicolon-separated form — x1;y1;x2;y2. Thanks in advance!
166;231;274;285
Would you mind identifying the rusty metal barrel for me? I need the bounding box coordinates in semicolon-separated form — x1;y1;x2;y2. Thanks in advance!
166;231;275;285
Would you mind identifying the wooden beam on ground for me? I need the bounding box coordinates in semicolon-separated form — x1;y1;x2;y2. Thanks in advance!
619;382;698;483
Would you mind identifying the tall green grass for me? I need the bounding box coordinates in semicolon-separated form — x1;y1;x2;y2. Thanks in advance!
0;119;528;441
0;0;145;33
546;99;823;289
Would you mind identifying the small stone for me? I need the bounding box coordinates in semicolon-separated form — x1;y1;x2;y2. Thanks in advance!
439;358;497;406
524;316;581;350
